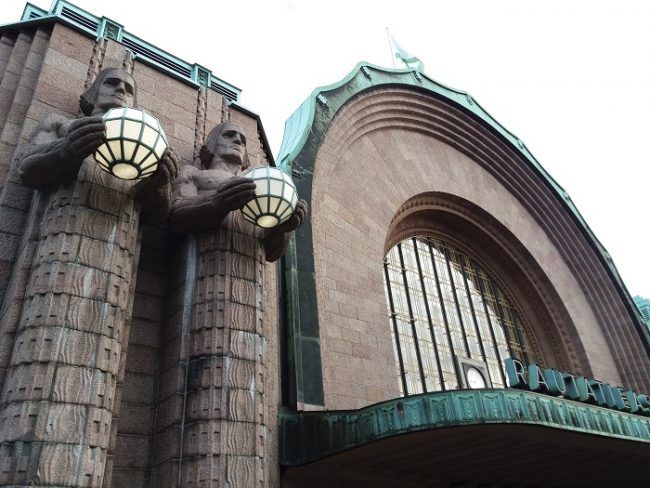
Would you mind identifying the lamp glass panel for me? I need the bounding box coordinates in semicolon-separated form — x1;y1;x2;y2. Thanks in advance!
257;215;278;228
255;179;269;196
122;120;142;140
141;126;159;147
278;205;293;220
153;137;167;158
261;197;271;213
132;145;151;165
105;108;124;120
112;163;138;180
268;196;282;213
124;108;141;120
282;184;294;201
276;200;290;216
269;179;283;195
107;140;122;160
105;119;121;139
143;112;158;128
96;144;112;161
122;140;138;160
95;153;109;168
140;152;158;169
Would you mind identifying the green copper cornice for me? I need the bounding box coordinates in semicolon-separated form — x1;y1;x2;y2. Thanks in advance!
279;389;650;466
2;1;241;101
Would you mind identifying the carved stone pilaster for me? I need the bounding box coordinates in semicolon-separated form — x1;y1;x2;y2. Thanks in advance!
85;37;107;89
221;96;229;123
121;49;134;75
194;87;208;167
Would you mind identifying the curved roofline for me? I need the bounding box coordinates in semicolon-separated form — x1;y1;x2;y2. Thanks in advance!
277;61;648;339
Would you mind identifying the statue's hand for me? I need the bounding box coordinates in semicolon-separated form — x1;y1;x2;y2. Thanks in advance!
277;199;308;233
63;116;105;160
146;148;180;188
213;176;256;212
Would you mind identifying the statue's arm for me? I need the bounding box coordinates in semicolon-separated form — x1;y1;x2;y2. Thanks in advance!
169;168;256;234
18;115;105;188
136;149;179;225
263;199;308;262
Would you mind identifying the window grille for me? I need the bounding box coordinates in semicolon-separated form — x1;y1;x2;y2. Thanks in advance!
384;236;534;395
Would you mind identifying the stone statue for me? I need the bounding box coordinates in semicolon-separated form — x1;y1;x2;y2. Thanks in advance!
0;68;178;486
171;121;307;258
167;122;306;485
17;68;178;221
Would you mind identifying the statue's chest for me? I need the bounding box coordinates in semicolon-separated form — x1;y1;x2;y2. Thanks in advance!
195;169;235;193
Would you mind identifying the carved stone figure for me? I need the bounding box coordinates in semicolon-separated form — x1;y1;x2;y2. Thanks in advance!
0;68;178;486
171;121;306;257
168;122;306;485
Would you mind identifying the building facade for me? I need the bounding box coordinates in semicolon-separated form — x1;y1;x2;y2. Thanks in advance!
0;2;281;486
0;2;648;488
276;65;650;486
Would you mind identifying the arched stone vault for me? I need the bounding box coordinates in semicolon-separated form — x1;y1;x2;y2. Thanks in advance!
278;63;650;410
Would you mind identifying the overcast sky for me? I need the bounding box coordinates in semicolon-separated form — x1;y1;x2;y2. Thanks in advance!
2;0;649;300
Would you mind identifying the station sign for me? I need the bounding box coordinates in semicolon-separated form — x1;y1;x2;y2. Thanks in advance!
505;358;650;417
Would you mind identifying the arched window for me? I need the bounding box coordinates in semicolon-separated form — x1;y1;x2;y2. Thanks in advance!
383;236;535;395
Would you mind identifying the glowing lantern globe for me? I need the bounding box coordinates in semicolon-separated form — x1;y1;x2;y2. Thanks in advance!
240;167;298;228
94;107;168;180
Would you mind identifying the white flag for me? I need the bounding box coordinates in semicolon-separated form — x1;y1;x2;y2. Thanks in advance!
389;34;424;72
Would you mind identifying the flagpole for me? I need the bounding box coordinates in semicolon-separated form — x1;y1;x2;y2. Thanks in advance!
386;28;395;68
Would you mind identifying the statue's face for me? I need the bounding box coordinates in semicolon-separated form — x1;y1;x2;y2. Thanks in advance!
94;72;135;114
214;123;247;166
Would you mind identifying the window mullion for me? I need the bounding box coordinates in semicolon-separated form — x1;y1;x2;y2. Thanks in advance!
458;254;489;365
469;260;507;386
397;243;428;393
441;244;472;358
412;238;444;391
427;240;462;390
487;275;520;362
383;260;408;395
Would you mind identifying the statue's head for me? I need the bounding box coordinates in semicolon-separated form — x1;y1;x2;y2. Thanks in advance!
200;122;250;171
80;68;136;116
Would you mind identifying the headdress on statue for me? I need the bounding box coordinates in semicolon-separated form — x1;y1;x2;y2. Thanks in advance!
199;122;251;170
79;68;137;116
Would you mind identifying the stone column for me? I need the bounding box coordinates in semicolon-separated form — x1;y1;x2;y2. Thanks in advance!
0;162;140;487
180;212;266;487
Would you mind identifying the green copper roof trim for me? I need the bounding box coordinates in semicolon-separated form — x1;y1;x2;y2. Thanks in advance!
279;388;650;466
276;65;650;403
3;1;241;101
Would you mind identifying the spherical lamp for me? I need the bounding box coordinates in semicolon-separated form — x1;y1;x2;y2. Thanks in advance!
94;107;168;180
240;167;298;228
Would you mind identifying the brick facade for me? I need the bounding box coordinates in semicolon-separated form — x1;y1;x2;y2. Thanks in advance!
0;21;279;488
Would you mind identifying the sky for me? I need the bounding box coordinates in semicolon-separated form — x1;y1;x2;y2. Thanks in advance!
2;0;649;300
